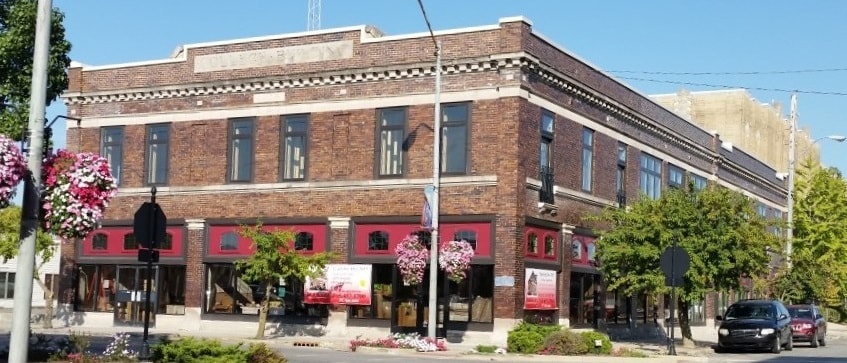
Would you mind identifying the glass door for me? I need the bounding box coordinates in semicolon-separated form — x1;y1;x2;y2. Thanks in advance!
114;265;159;327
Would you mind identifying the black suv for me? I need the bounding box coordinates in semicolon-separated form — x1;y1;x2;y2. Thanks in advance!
715;299;793;353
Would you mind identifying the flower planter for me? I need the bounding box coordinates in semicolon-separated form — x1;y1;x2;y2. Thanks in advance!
0;134;26;208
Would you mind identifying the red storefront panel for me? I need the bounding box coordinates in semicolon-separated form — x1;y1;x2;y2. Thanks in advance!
571;234;596;266
524;225;559;261
81;226;184;257
206;224;327;257
353;222;492;257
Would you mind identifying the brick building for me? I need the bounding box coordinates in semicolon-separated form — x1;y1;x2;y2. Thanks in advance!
58;17;786;343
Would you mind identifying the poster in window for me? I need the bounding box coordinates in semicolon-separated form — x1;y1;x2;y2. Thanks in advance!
304;264;372;305
524;268;557;310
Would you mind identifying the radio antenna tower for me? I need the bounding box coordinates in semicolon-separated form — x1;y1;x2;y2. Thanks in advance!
307;0;321;31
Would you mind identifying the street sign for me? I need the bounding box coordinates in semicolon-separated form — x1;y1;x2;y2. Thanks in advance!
660;246;690;287
133;202;167;249
137;249;160;263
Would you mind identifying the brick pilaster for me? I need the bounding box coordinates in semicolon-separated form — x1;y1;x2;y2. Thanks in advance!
184;219;205;308
560;223;575;324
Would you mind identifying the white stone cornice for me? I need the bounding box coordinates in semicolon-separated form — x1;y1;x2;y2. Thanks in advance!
62;55;525;106
186;219;205;230
328;217;351;229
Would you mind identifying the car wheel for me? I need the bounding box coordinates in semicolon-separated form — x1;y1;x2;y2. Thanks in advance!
811;332;819;348
771;335;781;354
785;333;793;351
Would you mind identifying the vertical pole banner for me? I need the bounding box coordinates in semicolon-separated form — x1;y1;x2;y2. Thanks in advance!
422;184;435;230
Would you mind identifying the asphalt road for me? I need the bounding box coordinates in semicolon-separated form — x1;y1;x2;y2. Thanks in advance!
702;338;847;363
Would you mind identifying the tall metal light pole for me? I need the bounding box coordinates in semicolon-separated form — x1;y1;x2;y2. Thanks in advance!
784;93;846;268
9;0;52;362
427;41;442;339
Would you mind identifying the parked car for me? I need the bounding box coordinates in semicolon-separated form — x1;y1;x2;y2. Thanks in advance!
788;304;827;347
715;299;793;354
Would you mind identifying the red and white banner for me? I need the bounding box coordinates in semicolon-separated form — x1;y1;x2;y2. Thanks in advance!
304;264;372;305
523;268;557;310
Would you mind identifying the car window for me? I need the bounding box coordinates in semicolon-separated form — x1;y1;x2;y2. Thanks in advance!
789;307;814;319
725;304;775;320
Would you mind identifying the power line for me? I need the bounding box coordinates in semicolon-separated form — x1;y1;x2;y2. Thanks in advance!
416;0;438;52
607;67;847;76
617;76;847;96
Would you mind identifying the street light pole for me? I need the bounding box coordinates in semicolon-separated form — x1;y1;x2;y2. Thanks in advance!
8;0;52;362
784;93;846;269
427;40;442;339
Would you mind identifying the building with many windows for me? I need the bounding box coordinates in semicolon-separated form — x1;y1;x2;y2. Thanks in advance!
57;16;786;343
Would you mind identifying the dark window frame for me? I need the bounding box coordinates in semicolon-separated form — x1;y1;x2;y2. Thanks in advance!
616;143;627;205
581;128;594;192
226;117;255;183
100;126;124;186
453;230;478;250
92;233;108;250
144;123;171;186
668;164;685;189
375;107;408;178
220;232;239;251
0;272;15;299
280;114;310;181
440;102;471;175
368;231;389;251
294;232;314;251
639;153;662;200
123;233;138;250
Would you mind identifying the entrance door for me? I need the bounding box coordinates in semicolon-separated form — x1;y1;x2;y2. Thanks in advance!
391;267;446;337
114;265;159;326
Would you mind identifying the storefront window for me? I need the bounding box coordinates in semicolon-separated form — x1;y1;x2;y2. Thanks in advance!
76;265;116;312
351;264;393;319
569;272;596;325
204;263;325;317
158;265;186;315
447;265;493;323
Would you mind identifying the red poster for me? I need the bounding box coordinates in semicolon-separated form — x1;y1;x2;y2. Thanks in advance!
524;268;557;310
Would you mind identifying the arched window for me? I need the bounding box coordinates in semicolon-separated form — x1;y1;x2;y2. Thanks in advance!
160;233;173;250
413;230;432;249
368;231;389;251
295;232;314;251
527;233;538;254
572;240;582;260
220;232;238;251
92;233;108;250
123;233;138;250
544;235;555;256
587;243;596;261
453;230;477;250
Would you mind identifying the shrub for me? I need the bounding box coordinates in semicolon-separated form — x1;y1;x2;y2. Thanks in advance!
246;343;288;363
612;347;649;357
506;322;562;354
475;344;497;353
539;330;588;355
580;331;612;355
151;337;283;363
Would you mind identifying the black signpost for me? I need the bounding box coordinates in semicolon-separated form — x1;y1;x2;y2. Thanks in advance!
133;187;166;360
659;242;690;356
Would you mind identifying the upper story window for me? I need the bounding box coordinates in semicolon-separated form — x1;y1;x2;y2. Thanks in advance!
92;233;108;250
441;103;470;175
692;174;708;190
668;164;685;189
616;143;627;201
527;233;538;254
220;232;238;251
757;204;768;218
453;230;478;250
640;153;662;200
544;235;555;256
146;124;170;185
123;233;138;250
368;231;389;251
294;232;314;251
581;128;594;192
0;272;15;300
377;108;406;177
572;240;582;260
281;115;308;181
540;111;554;172
100;127;123;185
228;118;254;183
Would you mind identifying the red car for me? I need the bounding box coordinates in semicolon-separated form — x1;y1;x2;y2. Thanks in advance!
788;304;827;347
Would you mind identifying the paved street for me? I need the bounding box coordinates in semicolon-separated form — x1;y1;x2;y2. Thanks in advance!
701;339;847;363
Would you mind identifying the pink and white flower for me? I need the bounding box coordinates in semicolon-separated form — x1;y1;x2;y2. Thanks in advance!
41;149;117;239
438;240;474;283
395;234;429;285
0;134;26;208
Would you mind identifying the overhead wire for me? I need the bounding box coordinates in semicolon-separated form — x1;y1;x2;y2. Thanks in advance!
615;76;847;96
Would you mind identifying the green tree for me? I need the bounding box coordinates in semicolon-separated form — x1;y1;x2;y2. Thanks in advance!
1;0;72;140
590;183;779;346
786;162;847;308
0;205;57;328
236;223;331;339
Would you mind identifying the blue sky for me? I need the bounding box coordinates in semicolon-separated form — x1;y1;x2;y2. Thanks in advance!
46;0;847;173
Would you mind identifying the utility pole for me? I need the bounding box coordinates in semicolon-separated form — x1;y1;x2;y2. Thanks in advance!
9;0;52;362
427;40;442;339
785;93;797;269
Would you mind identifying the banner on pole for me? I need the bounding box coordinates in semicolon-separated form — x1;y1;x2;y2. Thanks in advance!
421;184;435;230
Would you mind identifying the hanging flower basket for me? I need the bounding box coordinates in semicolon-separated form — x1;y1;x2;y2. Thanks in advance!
0;134;27;208
41;149;118;240
395;234;429;285
438;240;474;283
